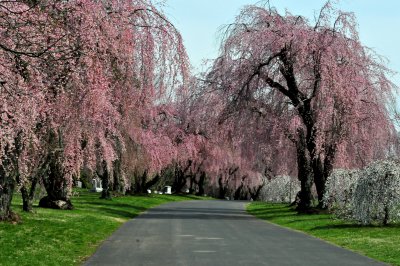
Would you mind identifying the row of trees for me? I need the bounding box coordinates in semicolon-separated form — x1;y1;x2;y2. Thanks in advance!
0;0;266;220
1;0;398;221
0;0;195;219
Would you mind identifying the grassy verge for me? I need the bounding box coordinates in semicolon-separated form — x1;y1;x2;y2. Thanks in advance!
247;202;400;266
0;190;207;266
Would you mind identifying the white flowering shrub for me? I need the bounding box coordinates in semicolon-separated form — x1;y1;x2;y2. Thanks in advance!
259;176;300;203
323;169;360;218
352;160;400;225
325;160;400;225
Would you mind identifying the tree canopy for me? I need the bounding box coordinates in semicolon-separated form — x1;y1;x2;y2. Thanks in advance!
0;1;398;220
205;2;397;209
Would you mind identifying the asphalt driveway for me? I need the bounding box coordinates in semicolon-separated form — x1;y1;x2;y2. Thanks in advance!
84;200;385;266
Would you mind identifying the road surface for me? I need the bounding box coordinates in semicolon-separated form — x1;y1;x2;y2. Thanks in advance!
84;200;385;266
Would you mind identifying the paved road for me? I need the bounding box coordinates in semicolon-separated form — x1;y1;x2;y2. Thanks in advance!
84;200;385;266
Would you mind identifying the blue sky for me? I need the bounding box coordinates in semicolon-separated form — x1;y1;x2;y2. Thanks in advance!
164;0;400;85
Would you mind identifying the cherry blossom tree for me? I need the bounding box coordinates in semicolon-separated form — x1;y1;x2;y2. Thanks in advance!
0;0;83;216
177;80;274;199
0;0;189;218
207;2;396;210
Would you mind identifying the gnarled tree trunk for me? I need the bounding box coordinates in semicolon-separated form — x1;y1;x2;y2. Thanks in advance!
249;183;264;201
195;171;206;196
311;142;337;208
296;129;313;212
20;174;39;212
98;160;111;199
218;176;228;199
39;149;73;210
233;182;244;200
129;170;160;194
112;159;125;194
173;164;189;193
0;165;15;221
1;137;23;220
39;131;73;210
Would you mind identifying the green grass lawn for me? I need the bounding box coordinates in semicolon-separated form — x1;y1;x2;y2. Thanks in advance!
0;190;206;266
248;202;400;266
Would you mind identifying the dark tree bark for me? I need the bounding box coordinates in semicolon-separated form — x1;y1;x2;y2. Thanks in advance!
310;142;337;208
249;183;264;201
295;129;313;212
112;138;125;194
112;159;125;194
0;165;16;221
188;174;195;194
195;171;206;196
218;176;228;199
99;160;111;199
266;48;324;211
144;174;160;192
1;137;23;220
312;156;324;206
233;183;244;200
39;130;73;210
129;170;160;194
173;167;186;193
21;186;32;212
131;170;147;194
39;149;73;209
173;162;191;193
20;174;39;212
17;163;40;213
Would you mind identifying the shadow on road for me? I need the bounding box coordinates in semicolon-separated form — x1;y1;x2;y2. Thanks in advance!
136;206;254;220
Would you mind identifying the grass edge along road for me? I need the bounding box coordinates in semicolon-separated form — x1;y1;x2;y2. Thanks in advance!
247;202;400;266
0;190;208;266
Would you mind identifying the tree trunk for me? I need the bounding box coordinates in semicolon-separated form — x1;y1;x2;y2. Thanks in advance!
218;176;228;199
233;183;243;200
1;138;23;220
112;159;125;194
20;173;39;212
100;160;111;199
21;187;33;212
130;170;147;194
312;156;325;207
133;171;144;194
144;174;160;192
196;172;205;196
21;187;32;212
0;166;15;221
112;138;125;194
173;167;187;193
296;129;313;212
39;149;73;209
189;174;195;194
39;130;73;210
314;144;336;208
249;184;263;201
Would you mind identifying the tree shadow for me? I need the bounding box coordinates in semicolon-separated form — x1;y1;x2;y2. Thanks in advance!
92;207;140;219
310;223;400;230
78;200;147;211
282;217;333;224
250;209;294;215
136;207;254;220
148;206;246;214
